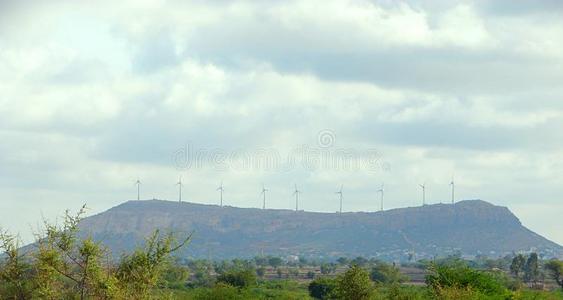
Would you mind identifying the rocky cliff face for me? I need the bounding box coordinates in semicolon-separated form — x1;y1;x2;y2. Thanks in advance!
79;200;562;260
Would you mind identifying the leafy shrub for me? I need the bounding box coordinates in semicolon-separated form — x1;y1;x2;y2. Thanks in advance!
216;269;257;289
162;263;190;288
370;262;407;284
308;277;337;299
335;265;374;300
425;263;508;297
544;259;563;290
194;283;248;300
320;263;337;274
382;283;426;300
307;270;316;279
256;266;266;278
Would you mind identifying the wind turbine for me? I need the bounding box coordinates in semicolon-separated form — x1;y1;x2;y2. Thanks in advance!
176;176;183;202
335;184;343;214
261;184;268;209
419;183;426;206
217;181;224;207
450;176;455;204
377;183;385;211
293;184;301;211
135;179;141;201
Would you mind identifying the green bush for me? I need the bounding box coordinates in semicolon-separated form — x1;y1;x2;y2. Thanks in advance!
194;283;249;300
256;266;266;278
425;263;508;297
544;259;563;290
307;270;316;279
335;265;374;300
371;284;427;300
216;269;257;289
370;263;407;284
308;277;337;299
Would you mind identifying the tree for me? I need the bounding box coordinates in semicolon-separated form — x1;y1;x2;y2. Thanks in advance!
337;257;349;266
370;262;406;284
192;263;214;288
256;267;266;278
34;206;118;299
544;260;563;290
524;253;540;284
253;256;268;266
351;256;368;267
335;265;373;300
268;257;283;268
306;270;316;279
510;254;526;279
115;230;192;299
320;263;336;275
162;263;190;288
0;206;192;300
0;229;33;300
308;277;337;300
425;263;507;297
216;268;257;289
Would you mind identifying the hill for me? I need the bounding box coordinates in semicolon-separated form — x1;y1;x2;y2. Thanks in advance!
78;200;562;260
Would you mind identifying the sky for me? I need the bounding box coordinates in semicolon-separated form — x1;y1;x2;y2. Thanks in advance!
1;0;562;245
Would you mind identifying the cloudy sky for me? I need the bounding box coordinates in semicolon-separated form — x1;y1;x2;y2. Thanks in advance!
1;0;562;245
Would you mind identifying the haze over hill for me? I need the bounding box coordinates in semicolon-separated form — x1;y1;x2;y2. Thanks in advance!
78;200;562;261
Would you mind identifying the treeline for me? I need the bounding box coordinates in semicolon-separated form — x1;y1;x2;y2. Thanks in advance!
307;258;563;299
1;206;563;299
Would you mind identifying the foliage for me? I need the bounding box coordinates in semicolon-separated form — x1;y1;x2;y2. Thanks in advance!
190;260;214;287
0;205;191;300
216;268;257;289
320;263;337;274
115;230;191;299
524;253;540;284
0;229;33;299
334;265;373;300
350;256;369;267
511;254;526;279
162;263;190;289
372;284;427;300
370;262;407;284
34;205;118;299
425;263;508;297
337;257;350;266
544;260;563;290
194;283;249;300
256;266;266;278
308;277;337;300
307;270;316;279
268;257;283;268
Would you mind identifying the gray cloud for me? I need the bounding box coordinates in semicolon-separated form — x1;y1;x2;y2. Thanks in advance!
0;0;562;245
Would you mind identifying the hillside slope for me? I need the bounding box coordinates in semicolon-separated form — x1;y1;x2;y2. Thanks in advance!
79;200;562;260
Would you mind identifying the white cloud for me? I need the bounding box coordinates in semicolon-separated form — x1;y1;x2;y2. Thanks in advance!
0;0;562;246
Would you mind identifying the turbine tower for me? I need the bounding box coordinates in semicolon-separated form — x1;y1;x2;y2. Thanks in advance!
450;176;455;204
293;184;301;211
419;183;426;206
335;184;343;214
377;183;385;211
135;179;141;201
261;184;268;209
176;176;183;202
217;181;224;207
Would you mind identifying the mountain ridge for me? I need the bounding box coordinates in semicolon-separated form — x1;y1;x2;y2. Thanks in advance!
78;199;562;260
